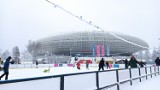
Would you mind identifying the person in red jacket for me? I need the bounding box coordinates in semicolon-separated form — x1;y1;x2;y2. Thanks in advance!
76;62;81;70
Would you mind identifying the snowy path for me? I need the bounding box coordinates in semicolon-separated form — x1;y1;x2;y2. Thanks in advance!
0;67;100;80
1;67;160;90
122;75;160;90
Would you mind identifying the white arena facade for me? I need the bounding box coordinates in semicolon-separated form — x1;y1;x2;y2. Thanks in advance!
29;31;149;57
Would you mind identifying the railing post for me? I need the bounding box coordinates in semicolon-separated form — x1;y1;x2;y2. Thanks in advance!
60;76;64;90
145;66;147;80
150;67;152;78
154;65;156;76
158;66;160;75
138;67;141;82
129;68;132;85
96;72;99;90
116;70;120;90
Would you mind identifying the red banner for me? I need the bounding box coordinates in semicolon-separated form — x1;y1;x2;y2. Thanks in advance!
101;45;105;57
96;45;100;57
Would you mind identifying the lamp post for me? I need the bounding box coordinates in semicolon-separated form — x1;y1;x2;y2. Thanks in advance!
45;51;49;64
69;48;72;57
69;48;72;63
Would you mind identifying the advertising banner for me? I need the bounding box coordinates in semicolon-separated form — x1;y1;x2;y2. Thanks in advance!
101;45;105;57
107;45;110;57
92;45;96;57
96;45;100;57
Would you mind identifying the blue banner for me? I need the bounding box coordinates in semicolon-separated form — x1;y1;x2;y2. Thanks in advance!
92;45;96;57
107;45;110;57
59;64;63;67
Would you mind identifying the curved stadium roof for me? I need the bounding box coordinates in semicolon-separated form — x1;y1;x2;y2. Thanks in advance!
34;31;149;56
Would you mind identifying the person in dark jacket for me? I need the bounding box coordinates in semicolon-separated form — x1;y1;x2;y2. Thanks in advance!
98;58;105;71
128;56;139;68
139;60;146;67
124;59;128;69
36;60;39;68
86;61;89;70
155;57;160;66
0;56;12;80
106;61;109;69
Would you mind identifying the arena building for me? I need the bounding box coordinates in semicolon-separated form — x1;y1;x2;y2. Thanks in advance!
29;31;149;58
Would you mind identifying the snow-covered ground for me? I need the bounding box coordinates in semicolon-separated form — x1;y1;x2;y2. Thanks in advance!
122;75;160;90
0;67;101;80
0;66;159;90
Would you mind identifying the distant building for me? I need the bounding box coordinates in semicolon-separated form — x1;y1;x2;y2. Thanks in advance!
28;31;148;58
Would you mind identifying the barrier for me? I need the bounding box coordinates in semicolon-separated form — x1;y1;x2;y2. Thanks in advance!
59;64;63;67
0;65;159;90
54;64;59;67
67;64;74;67
6;64;124;69
114;64;119;68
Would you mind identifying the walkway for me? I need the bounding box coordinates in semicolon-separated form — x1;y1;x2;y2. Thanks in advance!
122;75;160;90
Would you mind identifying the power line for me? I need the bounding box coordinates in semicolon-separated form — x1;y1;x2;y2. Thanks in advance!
45;0;104;30
45;0;159;52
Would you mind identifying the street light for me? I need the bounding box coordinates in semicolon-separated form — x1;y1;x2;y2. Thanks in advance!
45;51;49;64
69;48;72;63
69;48;72;57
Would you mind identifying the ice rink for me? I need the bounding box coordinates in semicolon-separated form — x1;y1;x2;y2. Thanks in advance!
0;66;160;90
0;66;100;80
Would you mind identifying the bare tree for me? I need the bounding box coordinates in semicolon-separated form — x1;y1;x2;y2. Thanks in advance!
27;40;40;63
21;50;32;62
12;46;20;64
2;50;10;60
152;49;158;61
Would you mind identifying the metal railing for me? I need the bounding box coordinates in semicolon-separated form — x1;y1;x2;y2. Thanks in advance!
0;65;159;90
97;66;160;90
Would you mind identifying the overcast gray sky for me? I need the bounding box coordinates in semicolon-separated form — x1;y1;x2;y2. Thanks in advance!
0;0;160;52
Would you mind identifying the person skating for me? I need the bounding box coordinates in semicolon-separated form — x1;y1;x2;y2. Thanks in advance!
98;58;105;71
106;61;109;69
124;59;128;69
128;55;139;68
86;61;89;70
155;57;160;66
36;60;39;68
139;60;146;67
76;62;81;70
0;56;12;80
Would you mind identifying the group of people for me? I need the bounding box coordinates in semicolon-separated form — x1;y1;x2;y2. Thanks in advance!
124;56;160;68
98;55;148;71
1;56;160;80
76;60;90;70
98;58;110;71
123;56;146;68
